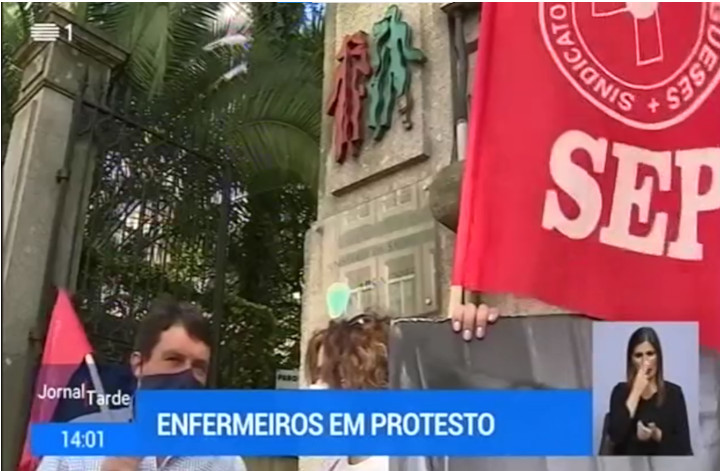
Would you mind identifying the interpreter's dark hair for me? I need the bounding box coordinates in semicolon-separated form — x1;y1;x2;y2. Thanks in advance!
134;295;212;360
626;326;665;405
305;311;390;389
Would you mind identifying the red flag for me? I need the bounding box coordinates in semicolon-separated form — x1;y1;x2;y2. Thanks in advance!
453;3;720;350
18;289;92;471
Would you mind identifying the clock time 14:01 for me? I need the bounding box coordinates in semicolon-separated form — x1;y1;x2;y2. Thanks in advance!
61;430;104;449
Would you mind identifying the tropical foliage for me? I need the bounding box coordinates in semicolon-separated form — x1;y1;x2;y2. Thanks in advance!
1;2;324;388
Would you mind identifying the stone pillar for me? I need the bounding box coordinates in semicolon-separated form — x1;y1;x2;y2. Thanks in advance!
300;3;455;470
430;3;572;319
1;7;126;469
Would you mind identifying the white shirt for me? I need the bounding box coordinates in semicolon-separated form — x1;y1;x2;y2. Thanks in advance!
37;455;245;471
320;457;389;471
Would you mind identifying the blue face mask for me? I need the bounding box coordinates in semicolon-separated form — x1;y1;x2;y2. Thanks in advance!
139;369;204;390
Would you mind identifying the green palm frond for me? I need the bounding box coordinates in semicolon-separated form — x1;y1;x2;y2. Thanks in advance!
3;2;324;196
84;2;223;97
2;2;37;155
2;2;35;52
208;41;322;192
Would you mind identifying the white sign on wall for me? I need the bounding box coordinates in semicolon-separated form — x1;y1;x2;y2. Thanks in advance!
275;368;299;389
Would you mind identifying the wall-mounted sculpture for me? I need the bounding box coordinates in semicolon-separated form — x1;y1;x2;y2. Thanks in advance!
367;5;426;141
326;32;372;163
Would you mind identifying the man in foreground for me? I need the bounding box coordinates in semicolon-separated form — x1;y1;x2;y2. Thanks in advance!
37;296;246;471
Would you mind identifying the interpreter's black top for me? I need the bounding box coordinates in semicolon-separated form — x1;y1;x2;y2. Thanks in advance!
607;381;692;456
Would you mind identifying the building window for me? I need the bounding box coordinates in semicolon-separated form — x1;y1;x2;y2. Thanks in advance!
386;255;416;316
345;266;374;315
349;283;374;315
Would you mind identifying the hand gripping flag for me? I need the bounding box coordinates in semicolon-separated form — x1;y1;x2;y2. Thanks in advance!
452;3;720;350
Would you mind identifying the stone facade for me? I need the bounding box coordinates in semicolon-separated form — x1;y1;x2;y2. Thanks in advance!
301;1;454;384
300;4;455;468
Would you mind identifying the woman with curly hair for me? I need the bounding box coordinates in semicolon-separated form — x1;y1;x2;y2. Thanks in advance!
305;311;391;471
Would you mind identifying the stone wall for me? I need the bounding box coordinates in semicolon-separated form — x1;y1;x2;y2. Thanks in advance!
300;3;455;469
301;0;455;371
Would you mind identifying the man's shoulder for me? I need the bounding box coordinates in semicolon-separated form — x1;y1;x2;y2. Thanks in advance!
39;456;245;471
70;407;133;423
216;456;246;471
38;455;104;471
178;456;246;471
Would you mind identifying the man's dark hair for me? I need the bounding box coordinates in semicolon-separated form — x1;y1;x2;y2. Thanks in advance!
133;295;212;359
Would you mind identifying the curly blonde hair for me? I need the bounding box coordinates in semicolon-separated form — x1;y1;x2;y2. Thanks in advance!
305;312;389;389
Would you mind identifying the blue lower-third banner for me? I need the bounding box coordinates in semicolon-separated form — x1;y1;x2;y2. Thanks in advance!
32;390;592;456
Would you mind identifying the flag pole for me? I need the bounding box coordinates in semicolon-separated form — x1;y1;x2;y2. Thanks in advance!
456;119;467;162
83;353;109;414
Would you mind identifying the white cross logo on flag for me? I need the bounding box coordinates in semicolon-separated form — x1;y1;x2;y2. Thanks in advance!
592;2;663;66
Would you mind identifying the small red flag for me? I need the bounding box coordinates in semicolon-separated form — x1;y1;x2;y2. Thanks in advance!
18;289;92;471
452;3;720;350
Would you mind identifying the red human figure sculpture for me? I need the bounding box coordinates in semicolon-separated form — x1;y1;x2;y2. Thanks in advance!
326;32;372;163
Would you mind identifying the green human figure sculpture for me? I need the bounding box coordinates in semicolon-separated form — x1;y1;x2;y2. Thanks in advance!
367;5;426;141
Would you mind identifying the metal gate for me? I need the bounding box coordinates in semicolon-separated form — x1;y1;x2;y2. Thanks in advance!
67;76;232;383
